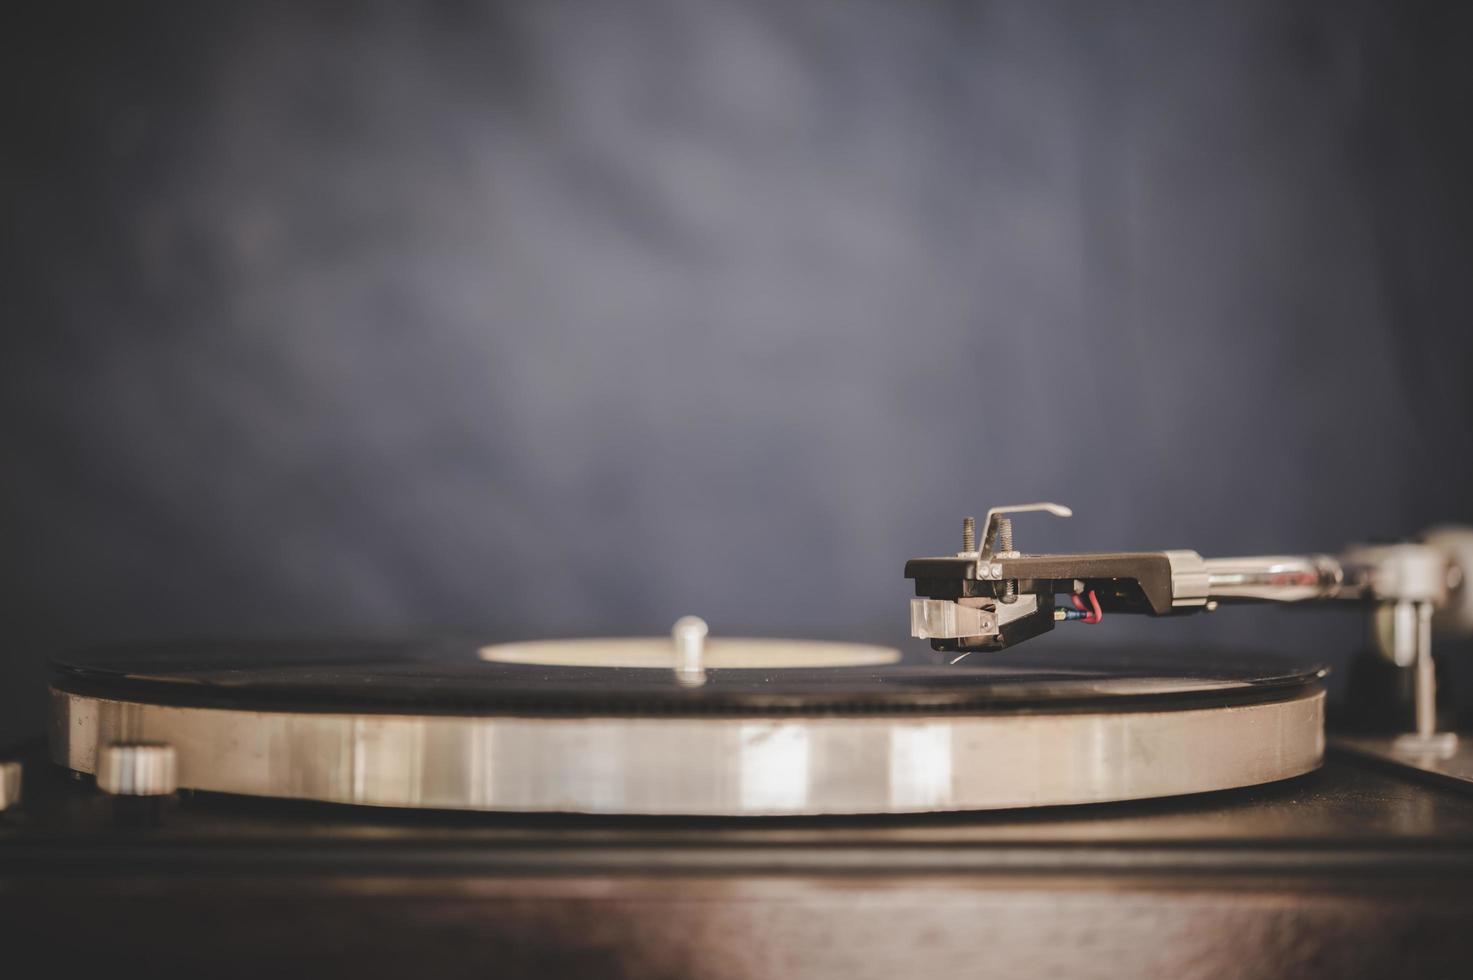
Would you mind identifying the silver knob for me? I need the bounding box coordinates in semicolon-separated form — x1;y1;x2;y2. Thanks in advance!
96;743;178;797
672;615;709;688
0;761;20;810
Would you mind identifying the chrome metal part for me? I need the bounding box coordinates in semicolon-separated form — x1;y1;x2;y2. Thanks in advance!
1385;600;1460;757
1393;731;1460;759
910;598;996;640
0;761;20;810
1410;601;1442;740
997;517;1018;603
1192;541;1456;607
1425;526;1473;634
50;685;1325;816
1343;543;1452;605
1377;600;1421;667
995;517;1015;556
960;516;976;555
977;502;1072;559
910;595;1041;640
995;594;1042;628
671;616;709;688
95;743;178;797
1201;554;1346;603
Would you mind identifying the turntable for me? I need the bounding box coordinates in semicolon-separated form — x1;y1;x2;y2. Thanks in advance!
46;637;1324;816
5;503;1473;978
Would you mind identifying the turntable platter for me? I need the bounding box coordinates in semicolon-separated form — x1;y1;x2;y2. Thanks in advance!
48;639;1325;816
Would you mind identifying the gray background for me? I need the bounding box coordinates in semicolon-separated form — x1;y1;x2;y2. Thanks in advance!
3;0;1472;744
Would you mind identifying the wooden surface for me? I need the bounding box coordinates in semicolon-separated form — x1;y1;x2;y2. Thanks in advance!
4;746;1473;976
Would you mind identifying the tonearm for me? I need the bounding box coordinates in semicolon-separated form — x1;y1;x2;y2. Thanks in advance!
906;502;1473;753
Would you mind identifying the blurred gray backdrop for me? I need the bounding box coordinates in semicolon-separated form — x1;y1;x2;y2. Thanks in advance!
3;0;1472;743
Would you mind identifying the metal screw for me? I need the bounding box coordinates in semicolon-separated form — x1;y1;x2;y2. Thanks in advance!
997;517;1017;603
962;516;976;553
